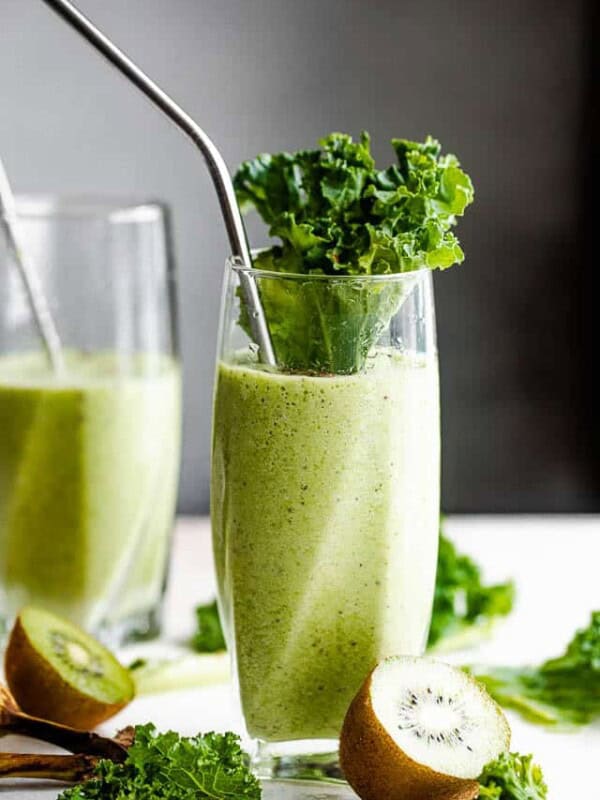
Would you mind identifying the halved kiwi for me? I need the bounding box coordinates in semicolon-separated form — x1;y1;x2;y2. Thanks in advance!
339;655;510;800
4;606;135;729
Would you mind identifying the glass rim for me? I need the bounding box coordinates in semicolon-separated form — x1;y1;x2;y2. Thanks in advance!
14;194;165;225
227;253;432;283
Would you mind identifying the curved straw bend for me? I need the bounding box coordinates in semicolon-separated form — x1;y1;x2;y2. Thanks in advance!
40;0;275;365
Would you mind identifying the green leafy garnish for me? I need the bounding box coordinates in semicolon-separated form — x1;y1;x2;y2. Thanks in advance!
192;600;227;653
58;724;260;799
478;752;548;799
428;522;515;652
235;133;473;373
470;611;600;726
235;133;473;276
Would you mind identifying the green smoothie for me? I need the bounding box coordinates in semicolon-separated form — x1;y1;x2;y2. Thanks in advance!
211;350;440;742
0;351;181;632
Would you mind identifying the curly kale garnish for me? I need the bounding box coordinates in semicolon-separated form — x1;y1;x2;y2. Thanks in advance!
428;522;515;652
470;611;600;726
235;132;473;276
59;724;260;799
478;752;548;799
234;133;473;373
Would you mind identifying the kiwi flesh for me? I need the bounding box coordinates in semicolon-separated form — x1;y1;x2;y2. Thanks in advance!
339;655;510;800
5;606;135;729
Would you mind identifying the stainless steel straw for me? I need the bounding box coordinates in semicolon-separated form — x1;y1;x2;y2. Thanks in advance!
0;158;65;373
41;0;275;365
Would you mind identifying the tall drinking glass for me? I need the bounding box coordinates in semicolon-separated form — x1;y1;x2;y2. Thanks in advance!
212;258;440;780
0;197;181;643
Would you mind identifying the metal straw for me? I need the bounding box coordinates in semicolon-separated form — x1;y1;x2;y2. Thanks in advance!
40;0;275;365
0;158;64;373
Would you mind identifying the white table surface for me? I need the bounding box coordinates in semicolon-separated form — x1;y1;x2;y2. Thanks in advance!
1;515;598;798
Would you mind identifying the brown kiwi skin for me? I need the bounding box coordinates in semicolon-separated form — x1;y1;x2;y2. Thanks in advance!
339;668;480;800
4;616;134;730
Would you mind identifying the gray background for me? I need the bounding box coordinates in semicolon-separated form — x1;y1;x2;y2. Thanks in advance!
1;0;597;513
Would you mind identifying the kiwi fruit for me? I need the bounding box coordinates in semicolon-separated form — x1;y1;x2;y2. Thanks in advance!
4;606;135;729
339;655;510;800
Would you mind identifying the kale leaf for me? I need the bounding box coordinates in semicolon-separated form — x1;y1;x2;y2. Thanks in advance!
234;133;473;373
478;753;548;799
235;133;473;276
470;611;600;726
428;522;515;652
59;724;260;799
192;600;227;653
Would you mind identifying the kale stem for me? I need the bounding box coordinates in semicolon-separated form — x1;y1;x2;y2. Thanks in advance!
311;285;336;371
